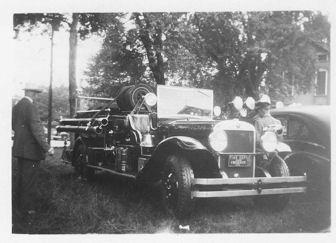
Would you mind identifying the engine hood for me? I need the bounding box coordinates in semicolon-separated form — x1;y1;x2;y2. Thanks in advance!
160;118;218;130
158;118;219;142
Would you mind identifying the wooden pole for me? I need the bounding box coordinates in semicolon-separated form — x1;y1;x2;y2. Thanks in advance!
47;24;54;144
69;13;79;117
68;13;79;146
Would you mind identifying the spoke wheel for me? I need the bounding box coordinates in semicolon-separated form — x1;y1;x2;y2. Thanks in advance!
161;155;194;219
163;171;179;211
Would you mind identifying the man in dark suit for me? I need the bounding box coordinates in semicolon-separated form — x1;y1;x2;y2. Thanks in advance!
12;86;54;216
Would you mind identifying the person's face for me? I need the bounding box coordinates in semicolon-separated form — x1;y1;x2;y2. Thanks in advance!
25;90;40;100
258;105;270;117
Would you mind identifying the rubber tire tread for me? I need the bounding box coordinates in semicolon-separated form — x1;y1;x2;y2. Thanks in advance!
116;83;154;111
162;155;194;219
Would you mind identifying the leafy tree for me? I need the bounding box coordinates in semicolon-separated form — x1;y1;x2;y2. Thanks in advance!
185;12;255;104
85;12;186;96
84;17;147;97
11;85;70;123
14;13;124;117
243;11;330;101
34;85;70;122
85;11;329;105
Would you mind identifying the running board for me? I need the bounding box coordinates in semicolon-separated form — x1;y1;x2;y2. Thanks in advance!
60;160;136;179
87;165;136;179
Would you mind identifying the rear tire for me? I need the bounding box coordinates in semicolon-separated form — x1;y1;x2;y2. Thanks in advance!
253;154;290;211
161;155;194;219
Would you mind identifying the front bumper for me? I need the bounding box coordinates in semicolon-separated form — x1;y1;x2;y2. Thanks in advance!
191;175;306;198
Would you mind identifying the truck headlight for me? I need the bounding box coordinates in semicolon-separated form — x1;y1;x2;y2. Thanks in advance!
209;130;228;152
261;131;277;152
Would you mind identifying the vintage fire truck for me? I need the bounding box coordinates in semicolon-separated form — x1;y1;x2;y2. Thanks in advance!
57;84;306;218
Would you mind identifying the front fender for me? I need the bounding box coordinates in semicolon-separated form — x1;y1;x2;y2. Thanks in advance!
157;136;208;150
137;136;220;183
283;151;330;165
276;142;291;153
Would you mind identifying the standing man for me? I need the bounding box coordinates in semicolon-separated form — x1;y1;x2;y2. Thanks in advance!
12;85;54;216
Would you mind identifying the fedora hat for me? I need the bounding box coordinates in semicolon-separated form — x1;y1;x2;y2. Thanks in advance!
23;83;43;93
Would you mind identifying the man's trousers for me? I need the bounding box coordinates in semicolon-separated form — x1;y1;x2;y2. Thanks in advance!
13;157;40;212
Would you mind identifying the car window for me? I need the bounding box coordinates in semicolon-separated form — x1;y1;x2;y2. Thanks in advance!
287;118;310;140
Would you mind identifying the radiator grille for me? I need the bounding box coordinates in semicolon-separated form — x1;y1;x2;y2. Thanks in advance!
222;130;254;153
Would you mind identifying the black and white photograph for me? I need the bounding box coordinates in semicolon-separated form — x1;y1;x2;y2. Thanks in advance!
2;0;335;239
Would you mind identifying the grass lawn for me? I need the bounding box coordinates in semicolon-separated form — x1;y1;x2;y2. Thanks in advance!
12;148;331;234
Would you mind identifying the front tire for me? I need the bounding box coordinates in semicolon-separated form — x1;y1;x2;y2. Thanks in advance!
253;154;290;211
161;155;194;219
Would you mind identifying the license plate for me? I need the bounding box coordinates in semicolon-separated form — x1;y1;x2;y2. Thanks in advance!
228;155;252;167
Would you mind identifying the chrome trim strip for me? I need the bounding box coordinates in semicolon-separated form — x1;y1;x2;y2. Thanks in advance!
77;96;115;101
192;187;306;198
60;117;107;122
76;109;101;113
192;175;306;185
219;152;257;155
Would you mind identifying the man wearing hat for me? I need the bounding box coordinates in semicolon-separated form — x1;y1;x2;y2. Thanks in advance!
12;84;54;216
254;94;283;143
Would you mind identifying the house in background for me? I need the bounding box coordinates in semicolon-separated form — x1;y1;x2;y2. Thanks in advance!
292;42;330;105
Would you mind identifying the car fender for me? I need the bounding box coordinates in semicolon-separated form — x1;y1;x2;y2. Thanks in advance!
276;142;291;153
283;150;330;197
137;136;221;183
283;151;330;165
157;136;207;150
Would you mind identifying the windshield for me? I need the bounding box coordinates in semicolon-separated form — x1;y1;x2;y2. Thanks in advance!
157;85;213;119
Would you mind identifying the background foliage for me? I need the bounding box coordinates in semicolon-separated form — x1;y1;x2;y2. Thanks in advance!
14;11;330;114
85;11;329;105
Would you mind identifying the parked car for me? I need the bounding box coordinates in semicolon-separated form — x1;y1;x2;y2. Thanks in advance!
271;105;330;199
57;84;306;218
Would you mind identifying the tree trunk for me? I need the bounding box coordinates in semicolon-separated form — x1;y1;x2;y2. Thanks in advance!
153;28;165;85
135;13;165;85
69;13;79;118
